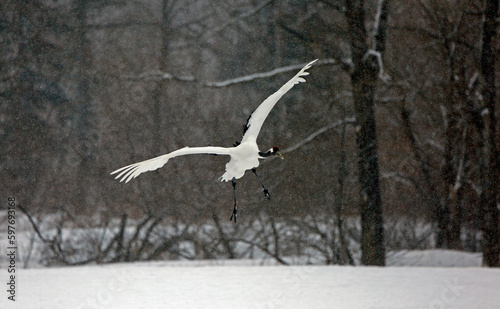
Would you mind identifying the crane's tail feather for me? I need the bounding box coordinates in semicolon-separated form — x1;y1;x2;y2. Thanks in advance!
219;174;232;182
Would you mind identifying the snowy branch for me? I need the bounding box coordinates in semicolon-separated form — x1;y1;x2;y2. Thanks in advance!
125;70;196;82
368;0;390;83
205;59;337;87
372;0;389;53
258;117;355;167
381;172;417;188
372;0;384;44
124;58;338;87
362;49;390;82
282;117;356;155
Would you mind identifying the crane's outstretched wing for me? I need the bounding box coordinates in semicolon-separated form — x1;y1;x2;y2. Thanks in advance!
240;59;317;144
111;146;232;183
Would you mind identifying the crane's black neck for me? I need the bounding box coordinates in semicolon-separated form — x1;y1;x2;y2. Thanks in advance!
258;151;272;157
259;147;279;158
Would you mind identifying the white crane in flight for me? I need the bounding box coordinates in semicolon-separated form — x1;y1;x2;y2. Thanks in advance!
111;59;317;222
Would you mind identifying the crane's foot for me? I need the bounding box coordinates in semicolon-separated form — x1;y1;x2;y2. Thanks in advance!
230;205;237;223
252;168;271;200
263;189;271;200
230;179;237;223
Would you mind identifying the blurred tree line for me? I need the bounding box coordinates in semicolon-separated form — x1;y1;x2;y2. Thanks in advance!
1;0;498;266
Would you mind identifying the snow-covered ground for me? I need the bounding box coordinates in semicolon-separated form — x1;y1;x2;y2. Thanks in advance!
1;251;499;309
1;211;497;308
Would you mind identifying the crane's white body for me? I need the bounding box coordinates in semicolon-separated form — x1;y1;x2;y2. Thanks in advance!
220;142;260;181
111;60;317;183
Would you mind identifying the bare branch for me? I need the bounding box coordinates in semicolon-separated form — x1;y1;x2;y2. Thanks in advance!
235;237;289;265
18;205;50;243
201;0;274;40
18;205;96;265
259;117;355;167
317;0;345;13
282;117;356;155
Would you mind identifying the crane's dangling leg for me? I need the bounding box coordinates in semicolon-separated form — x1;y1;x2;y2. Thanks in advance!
252;168;271;200
230;179;237;223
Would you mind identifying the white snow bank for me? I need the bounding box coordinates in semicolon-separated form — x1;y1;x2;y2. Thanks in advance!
387;249;483;267
1;258;499;309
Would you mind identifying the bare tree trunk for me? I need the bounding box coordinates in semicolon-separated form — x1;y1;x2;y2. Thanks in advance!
73;0;96;213
335;121;354;265
153;0;173;151
400;106;452;248
441;58;462;250
345;0;388;266
148;0;173;208
480;0;499;267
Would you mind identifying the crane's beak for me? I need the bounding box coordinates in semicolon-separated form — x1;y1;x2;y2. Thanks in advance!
276;151;284;160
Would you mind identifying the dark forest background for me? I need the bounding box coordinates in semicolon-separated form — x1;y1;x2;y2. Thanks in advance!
1;0;499;267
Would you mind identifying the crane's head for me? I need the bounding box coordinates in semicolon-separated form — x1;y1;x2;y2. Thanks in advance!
272;147;284;160
259;147;284;159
